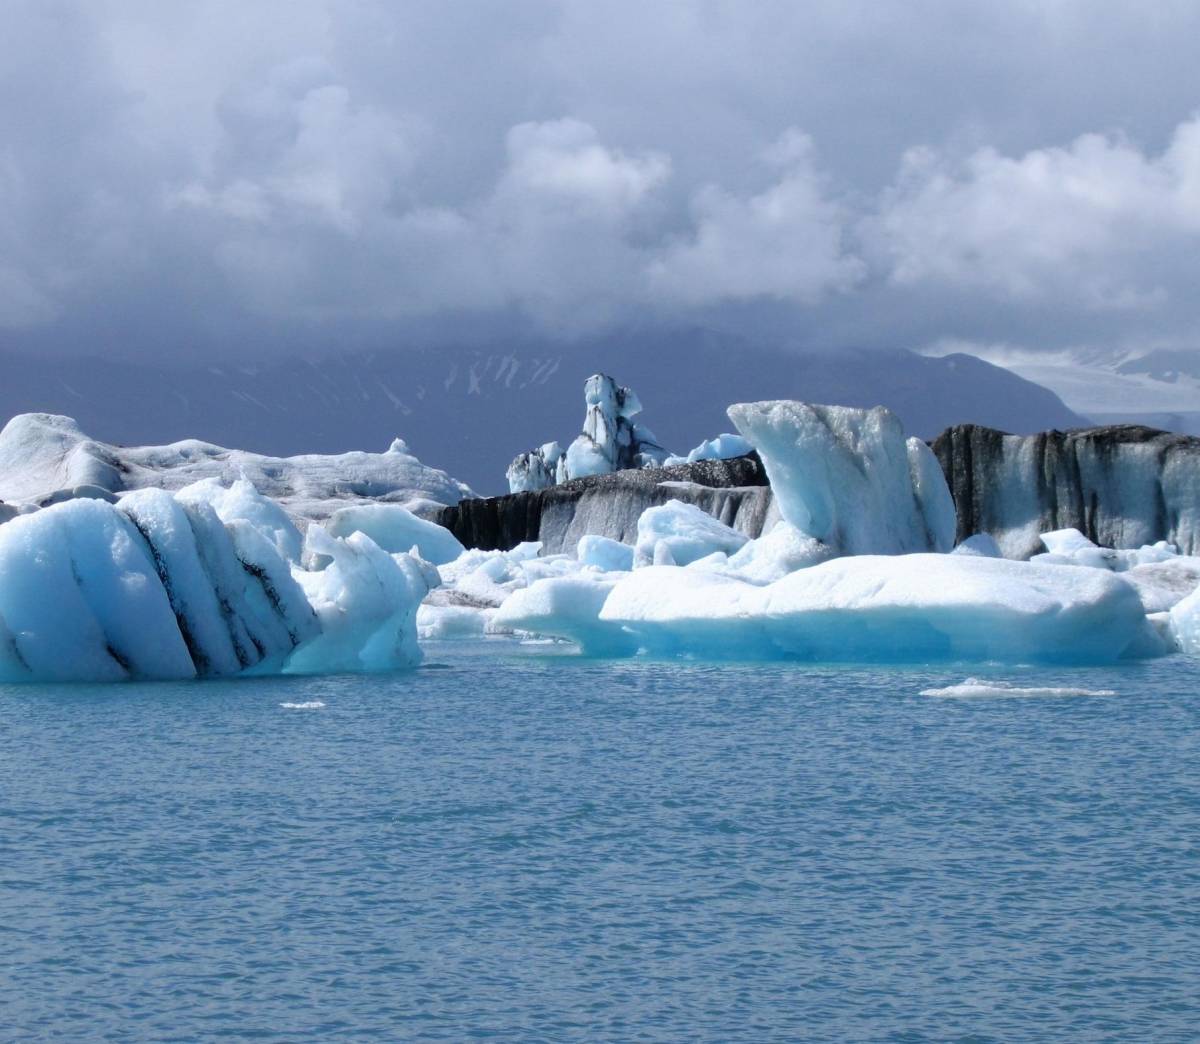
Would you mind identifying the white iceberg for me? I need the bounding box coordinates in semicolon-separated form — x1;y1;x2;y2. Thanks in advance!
492;576;637;656
663;433;754;467
325;503;465;565
0;413;474;524
727;401;956;556
597;554;1152;664
633;499;749;567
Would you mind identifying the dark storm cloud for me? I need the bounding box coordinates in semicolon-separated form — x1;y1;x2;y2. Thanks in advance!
1;0;1198;361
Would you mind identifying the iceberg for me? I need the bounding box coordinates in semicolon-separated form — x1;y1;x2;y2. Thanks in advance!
663;433;754;467
727;401;956;556
596;554;1152;664
325;503;465;565
0;413;474;524
933;423;1200;558
507;374;670;493
577;534;635;573
633;499;749;567
0;481;433;683
492;576;637;656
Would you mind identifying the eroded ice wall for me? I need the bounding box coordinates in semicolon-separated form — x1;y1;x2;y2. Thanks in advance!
932;424;1200;559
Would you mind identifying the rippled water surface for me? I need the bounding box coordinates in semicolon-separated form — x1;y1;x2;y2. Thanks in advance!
2;643;1198;1041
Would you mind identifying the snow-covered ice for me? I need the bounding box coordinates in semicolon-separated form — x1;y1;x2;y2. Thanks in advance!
0;413;474;524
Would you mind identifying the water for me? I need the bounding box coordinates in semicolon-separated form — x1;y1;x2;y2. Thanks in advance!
2;643;1198;1041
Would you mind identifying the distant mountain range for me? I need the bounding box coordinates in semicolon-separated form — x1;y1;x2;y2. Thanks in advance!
0;332;1084;493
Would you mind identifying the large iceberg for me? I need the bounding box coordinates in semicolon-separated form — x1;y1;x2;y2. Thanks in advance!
727;401;956;556
0;413;474;524
598;555;1152;664
0;481;435;684
933;423;1200;558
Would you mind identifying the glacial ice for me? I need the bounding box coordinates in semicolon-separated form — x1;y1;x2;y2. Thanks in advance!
1170;587;1200;655
663;433;755;467
0;480;435;683
507;374;671;493
577;534;636;573
0;413;474;524
633;499;749;567
325;503;465;565
598;555;1152;664
492;576;637;656
727;401;956;556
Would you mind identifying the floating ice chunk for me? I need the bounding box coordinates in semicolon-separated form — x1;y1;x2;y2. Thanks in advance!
952;533;1003;558
325;504;464;565
280;701;325;709
416;604;495;640
919;678;1117;698
0;499;195;682
287;526;434;674
577;534;635;573
1118;558;1200;613
1170;585;1200;655
727;401;955;555
600;554;1153;664
492;576;637;656
726;521;833;584
177;477;303;564
634;499;749;567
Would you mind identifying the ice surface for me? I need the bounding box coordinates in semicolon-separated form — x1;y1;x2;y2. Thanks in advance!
286;526;435;674
633;499;749;567
0;498;196;683
725;521;833;584
599;554;1153;664
507;374;671;492
1170;586;1200;655
664;433;754;467
416;604;495;640
919;679;1118;698
0;413;474;524
0;478;436;682
952;533;1004;558
577;534;635;573
727;401;955;556
492;576;637;656
325;504;464;565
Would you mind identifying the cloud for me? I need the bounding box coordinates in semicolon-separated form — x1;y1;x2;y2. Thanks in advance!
870;117;1200;308
0;0;1199;364
649;130;864;306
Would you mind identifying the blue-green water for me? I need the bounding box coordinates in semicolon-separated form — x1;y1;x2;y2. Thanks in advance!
2;642;1198;1041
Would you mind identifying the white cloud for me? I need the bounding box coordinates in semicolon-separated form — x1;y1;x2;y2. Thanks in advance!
648;130;864;305
871;116;1200;307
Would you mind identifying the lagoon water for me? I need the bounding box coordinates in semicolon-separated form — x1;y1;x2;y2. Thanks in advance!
2;641;1198;1041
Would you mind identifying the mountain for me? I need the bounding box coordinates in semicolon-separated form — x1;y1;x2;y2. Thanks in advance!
0;332;1084;493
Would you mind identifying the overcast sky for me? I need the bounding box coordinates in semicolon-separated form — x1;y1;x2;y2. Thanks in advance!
2;0;1198;373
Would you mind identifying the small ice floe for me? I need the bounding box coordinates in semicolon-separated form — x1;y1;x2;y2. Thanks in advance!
279;700;326;709
919;678;1117;699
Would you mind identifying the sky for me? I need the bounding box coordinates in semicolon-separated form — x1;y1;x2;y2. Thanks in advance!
2;0;1199;401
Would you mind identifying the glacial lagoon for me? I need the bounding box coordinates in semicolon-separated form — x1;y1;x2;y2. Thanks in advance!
3;641;1198;1041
